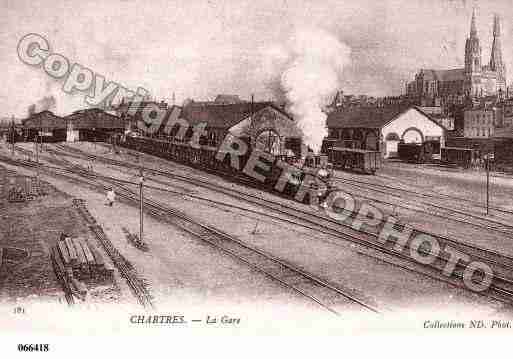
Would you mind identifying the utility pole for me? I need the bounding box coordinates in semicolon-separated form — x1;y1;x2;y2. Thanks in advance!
486;155;490;215
10;119;15;157
35;127;39;164
139;168;144;243
36;118;41;187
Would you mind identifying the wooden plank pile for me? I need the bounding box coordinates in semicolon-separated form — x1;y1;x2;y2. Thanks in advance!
53;233;114;287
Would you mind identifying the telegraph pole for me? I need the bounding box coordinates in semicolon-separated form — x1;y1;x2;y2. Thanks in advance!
36;118;41;187
10;120;15;157
35;128;39;164
139;168;144;243
486;156;490;215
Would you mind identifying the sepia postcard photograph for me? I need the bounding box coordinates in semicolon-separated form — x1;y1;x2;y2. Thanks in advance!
1;0;513;356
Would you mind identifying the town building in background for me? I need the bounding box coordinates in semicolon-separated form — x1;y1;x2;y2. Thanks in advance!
464;105;497;138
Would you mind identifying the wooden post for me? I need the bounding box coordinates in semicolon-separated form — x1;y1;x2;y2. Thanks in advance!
35;130;39;164
36;124;40;187
10;120;15;157
486;156;490;215
139;168;144;243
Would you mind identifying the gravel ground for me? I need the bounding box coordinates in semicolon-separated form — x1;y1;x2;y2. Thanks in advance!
0;165;120;308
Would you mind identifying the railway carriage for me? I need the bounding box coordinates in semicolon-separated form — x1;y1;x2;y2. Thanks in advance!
397;140;439;163
440;147;477;168
327;147;381;175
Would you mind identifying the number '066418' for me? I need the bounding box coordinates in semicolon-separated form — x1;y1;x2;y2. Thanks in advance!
17;344;49;352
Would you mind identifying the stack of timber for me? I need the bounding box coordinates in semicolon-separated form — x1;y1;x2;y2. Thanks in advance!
72;198;154;308
51;233;114;302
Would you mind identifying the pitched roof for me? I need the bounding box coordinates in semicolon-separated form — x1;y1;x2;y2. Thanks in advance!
327;106;447;131
214;94;242;104
327;106;407;128
66;108;124;129
420;68;465;82
180;102;288;128
22;111;66;129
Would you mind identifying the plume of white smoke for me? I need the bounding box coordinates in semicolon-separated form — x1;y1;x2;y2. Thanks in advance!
277;28;351;153
27;95;57;117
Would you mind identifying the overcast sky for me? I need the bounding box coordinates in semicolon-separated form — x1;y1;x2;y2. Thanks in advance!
1;0;512;118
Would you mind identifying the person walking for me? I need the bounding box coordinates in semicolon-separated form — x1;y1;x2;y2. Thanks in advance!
106;187;116;207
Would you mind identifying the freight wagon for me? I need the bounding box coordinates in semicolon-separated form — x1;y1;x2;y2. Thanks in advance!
327;147;381;175
440;147;477;168
122;135;335;204
397;140;440;163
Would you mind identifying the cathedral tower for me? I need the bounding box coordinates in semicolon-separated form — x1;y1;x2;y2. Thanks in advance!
464;9;482;96
489;14;506;90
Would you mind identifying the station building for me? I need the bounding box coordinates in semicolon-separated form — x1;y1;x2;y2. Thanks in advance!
22;109;125;142
326;106;447;158
177;102;303;157
22;111;67;142
65;109;125;142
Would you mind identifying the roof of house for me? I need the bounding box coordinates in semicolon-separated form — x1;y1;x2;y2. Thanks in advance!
22;111;67;129
214;94;242;104
180;102;290;128
118;100;168;115
327;106;447;131
327;106;407;129
420;68;465;82
66;108;125;129
0;121;14;129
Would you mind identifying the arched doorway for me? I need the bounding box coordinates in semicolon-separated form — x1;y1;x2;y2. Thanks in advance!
384;132;400;158
255;129;282;155
401;127;424;143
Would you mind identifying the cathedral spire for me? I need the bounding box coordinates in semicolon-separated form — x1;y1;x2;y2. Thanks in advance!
493;13;501;37
470;8;477;37
490;14;505;79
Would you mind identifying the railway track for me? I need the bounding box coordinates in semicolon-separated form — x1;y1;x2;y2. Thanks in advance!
73;199;155;309
127;189;380;315
346;172;513;218
1;149;379;315
332;175;513;237
43;144;513;306
0;151;155;309
51;144;513;268
376;171;513;216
